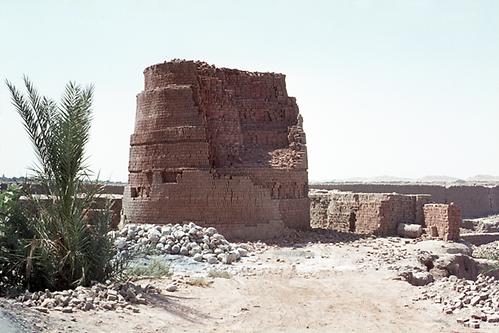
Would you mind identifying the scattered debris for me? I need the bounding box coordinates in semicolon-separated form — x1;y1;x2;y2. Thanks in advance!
418;274;499;327
16;281;160;313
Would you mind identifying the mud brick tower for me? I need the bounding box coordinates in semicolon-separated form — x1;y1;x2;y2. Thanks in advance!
122;60;309;239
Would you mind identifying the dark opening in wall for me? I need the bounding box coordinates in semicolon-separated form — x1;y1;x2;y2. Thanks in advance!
349;211;356;232
130;187;138;198
146;171;153;185
161;171;181;183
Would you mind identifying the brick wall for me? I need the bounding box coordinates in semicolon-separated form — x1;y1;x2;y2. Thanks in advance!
311;183;499;218
311;190;461;241
19;194;123;229
310;190;431;236
122;60;309;240
423;203;461;241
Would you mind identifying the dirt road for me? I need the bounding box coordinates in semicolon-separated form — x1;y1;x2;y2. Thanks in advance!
21;239;481;333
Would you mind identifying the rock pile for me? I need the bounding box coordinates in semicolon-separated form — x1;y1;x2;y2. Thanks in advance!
17;281;159;313
462;214;499;233
113;222;249;265
420;274;499;328
473;241;499;260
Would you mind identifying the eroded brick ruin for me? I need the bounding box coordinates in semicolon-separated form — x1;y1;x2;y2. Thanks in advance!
310;190;460;240
310;190;430;236
423;203;461;241
122;60;309;239
311;183;499;218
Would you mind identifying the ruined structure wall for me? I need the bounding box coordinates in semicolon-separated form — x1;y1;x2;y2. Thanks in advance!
123;60;309;240
310;191;432;236
355;196;384;234
311;184;499;218
220;167;309;230
123;170;284;239
310;192;331;230
324;192;362;232
379;195;416;236
445;186;493;219
415;195;431;225
423;203;461;241
491;186;499;217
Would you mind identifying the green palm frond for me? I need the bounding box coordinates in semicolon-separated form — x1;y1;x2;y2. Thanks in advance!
4;78;115;291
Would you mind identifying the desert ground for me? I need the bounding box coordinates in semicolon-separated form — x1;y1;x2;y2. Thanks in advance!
3;227;499;333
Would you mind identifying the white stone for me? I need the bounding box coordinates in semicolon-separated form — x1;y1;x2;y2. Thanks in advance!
171;244;180;254
237;248;249;257
206;227;217;236
207;256;219;264
165;284;177;292
115;237;127;250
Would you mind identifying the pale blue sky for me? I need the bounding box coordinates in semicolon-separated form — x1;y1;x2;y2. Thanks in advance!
0;0;498;182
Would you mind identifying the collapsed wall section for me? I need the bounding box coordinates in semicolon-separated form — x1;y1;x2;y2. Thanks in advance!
311;190;461;240
123;60;309;240
311;183;499;218
310;190;430;236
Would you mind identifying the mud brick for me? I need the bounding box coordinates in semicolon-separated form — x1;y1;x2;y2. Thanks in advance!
122;60;309;240
423;203;461;241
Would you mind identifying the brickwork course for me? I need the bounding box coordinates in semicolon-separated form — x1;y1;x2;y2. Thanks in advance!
423;203;461;241
122;60;309;240
311;183;499;218
310;190;460;240
310;190;431;236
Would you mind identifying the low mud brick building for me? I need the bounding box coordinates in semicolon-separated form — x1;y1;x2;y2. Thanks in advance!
311;183;499;219
310;190;431;236
122;60;309;239
310;190;461;240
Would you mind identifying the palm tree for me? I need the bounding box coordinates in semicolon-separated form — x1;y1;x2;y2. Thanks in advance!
5;77;114;290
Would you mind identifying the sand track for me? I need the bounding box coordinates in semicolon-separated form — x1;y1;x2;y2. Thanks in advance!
9;238;485;333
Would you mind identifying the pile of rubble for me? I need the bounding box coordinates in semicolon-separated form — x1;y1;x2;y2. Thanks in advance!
419;274;499;328
462;215;499;233
113;222;249;265
473;241;499;260
16;281;159;314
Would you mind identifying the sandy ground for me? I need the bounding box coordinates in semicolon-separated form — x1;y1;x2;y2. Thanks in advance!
52;273;453;333
6;234;495;333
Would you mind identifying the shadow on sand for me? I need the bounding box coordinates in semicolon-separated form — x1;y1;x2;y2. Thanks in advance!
239;228;372;247
145;293;212;323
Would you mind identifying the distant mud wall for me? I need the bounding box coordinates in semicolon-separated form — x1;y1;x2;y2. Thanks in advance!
0;183;125;195
310;184;499;218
